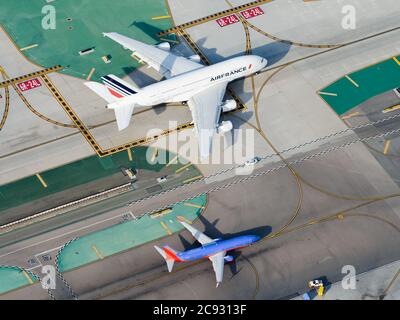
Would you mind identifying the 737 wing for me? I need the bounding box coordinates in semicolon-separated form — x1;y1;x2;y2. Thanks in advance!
178;220;215;245
103;32;203;78
188;82;228;159
209;251;226;287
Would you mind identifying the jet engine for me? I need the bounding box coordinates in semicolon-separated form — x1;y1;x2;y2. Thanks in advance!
188;54;201;62
156;42;171;51
217;121;233;134
221;99;237;113
224;255;234;263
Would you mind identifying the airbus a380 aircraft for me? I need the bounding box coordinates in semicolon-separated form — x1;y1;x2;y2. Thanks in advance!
85;32;268;158
154;220;260;287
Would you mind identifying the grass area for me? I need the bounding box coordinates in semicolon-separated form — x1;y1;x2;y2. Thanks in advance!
0;266;38;295
57;195;207;272
1;0;174;81
319;55;400;115
0;146;189;212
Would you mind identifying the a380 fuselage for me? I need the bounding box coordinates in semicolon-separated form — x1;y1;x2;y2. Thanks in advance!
113;55;267;108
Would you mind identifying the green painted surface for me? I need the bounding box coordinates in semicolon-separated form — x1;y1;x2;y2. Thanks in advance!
57;195;207;272
320;55;400;115
0;266;38;295
0;147;194;212
1;0;174;81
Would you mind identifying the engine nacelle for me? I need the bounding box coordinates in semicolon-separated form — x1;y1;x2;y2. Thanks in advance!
217;121;233;134
156;42;171;51
224;255;234;263
188;54;201;62
221;99;237;113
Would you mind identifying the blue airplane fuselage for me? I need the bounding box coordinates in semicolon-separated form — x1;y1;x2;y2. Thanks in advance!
176;235;260;261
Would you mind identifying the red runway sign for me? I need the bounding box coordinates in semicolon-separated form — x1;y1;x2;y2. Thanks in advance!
17;78;42;92
216;14;240;27
240;6;264;19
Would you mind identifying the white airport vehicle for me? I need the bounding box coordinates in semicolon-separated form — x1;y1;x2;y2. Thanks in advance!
244;156;261;166
157;176;168;184
85;32;268;158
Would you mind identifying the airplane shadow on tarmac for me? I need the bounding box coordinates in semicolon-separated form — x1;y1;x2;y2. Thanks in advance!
178;215;272;279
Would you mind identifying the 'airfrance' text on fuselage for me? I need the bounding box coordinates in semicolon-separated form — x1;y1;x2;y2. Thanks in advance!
210;66;247;82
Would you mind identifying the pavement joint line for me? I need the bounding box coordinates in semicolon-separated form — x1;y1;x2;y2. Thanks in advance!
160;221;172;235
91;245;104;259
35;173;48;188
176;163;192;174
383;140;391;155
345;74;359;87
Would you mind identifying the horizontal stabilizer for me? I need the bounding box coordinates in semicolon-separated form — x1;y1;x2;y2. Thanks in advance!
109;102;135;131
84;81;117;103
154;245;175;272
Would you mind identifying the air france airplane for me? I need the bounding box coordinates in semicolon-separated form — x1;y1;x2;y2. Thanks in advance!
85;32;268;158
154;220;260;287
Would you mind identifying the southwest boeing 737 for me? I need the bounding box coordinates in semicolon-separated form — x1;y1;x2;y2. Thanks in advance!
85;32;268;158
154;220;260;287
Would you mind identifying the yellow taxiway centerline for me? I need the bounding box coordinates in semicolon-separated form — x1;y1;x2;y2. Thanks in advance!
383;140;391;155
160;221;172;235
91;245;104;259
127;148;133;161
22;271;34;284
20;44;38;51
86;67;95;81
177;215;193;224
152;15;171;20
36;173;47;188
175;163;192;174
184;202;205;209
183;175;202;184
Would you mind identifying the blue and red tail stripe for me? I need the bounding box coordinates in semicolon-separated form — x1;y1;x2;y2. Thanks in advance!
101;75;137;98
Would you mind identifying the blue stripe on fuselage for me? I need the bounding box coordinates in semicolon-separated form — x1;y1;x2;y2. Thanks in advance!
177;235;260;261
